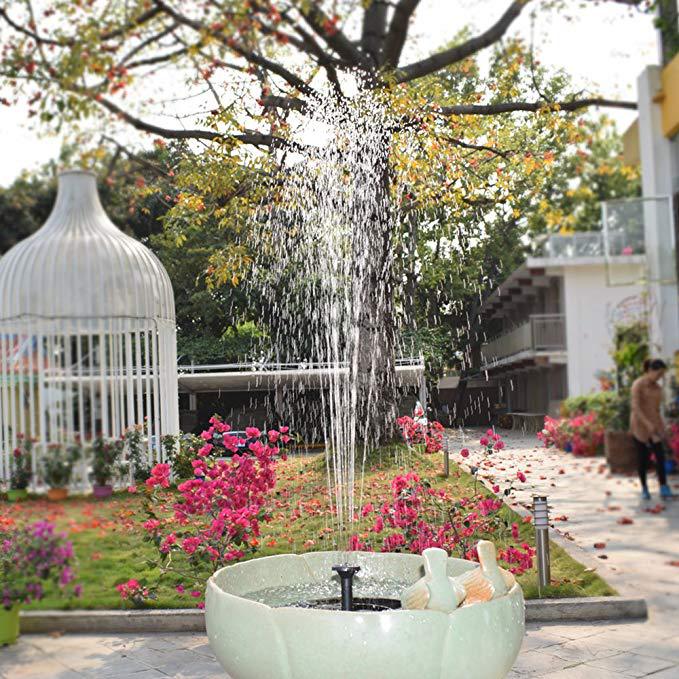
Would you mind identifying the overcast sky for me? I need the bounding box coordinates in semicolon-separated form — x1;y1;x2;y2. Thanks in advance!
0;0;659;187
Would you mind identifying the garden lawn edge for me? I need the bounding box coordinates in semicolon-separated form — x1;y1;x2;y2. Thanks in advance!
19;596;647;635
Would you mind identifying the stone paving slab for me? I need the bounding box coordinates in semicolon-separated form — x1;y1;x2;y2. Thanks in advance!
3;619;679;678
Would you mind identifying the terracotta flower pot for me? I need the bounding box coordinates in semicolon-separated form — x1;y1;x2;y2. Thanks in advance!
0;605;20;645
604;430;637;474
47;487;69;501
7;489;28;502
92;484;113;499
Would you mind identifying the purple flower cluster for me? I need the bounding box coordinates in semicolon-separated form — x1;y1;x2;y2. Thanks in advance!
1;519;81;609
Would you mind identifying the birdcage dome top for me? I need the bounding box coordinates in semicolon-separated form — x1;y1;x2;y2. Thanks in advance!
0;170;175;327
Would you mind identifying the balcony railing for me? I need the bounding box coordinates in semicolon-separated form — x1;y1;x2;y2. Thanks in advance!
542;230;645;259
482;314;566;365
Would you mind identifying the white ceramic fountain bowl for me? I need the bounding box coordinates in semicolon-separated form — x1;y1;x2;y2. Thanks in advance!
206;551;525;679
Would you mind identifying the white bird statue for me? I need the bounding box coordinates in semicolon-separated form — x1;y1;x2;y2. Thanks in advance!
400;542;516;612
456;540;515;605
400;548;466;613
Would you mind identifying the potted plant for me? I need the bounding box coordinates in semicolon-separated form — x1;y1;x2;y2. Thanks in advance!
124;425;149;484
0;519;80;645
91;437;124;498
8;436;32;502
42;442;80;501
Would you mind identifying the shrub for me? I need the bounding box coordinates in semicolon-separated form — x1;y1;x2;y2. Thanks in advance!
42;442;80;488
126;418;290;608
90;437;124;486
537;416;570;450
669;423;679;462
351;432;534;575
561;391;628;431
170;433;206;480
538;412;604;456
396;416;445;454
1;520;81;609
124;425;150;484
10;436;33;490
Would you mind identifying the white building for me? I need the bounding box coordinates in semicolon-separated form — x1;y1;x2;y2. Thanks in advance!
474;229;651;418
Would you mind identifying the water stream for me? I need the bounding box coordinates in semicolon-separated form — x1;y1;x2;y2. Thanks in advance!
252;89;402;543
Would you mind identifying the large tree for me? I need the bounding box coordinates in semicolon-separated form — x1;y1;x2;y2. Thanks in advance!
0;0;648;442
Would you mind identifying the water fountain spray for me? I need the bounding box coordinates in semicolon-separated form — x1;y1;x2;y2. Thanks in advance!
250;87;404;541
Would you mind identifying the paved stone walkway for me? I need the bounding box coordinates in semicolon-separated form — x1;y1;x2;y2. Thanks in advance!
3;621;679;678
3;429;679;677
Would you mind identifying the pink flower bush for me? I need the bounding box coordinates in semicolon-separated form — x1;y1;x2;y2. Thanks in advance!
134;418;290;607
538;413;604;456
396;416;445;454
115;579;151;606
668;423;679;462
350;433;534;576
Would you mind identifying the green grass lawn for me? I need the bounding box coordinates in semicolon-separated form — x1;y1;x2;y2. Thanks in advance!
2;448;615;610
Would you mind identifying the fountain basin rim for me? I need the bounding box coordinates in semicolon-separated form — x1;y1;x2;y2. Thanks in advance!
207;549;522;616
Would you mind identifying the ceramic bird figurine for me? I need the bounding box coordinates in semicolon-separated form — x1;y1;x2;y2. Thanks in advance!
400;547;466;613
456;540;515;605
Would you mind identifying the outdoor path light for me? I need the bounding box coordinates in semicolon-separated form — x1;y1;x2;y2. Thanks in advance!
533;495;551;592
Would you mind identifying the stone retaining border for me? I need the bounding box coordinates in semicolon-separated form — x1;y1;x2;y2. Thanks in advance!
20;596;646;635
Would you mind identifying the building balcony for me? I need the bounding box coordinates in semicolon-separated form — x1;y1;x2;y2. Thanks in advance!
481;314;566;369
542;229;645;260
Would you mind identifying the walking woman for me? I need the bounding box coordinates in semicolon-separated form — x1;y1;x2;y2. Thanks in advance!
630;358;673;500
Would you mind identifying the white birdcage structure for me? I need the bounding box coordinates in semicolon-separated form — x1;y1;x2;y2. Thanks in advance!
0;170;179;486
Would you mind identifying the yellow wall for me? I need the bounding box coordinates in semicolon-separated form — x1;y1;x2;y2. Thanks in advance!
623;53;679;163
662;52;679;138
623;119;640;166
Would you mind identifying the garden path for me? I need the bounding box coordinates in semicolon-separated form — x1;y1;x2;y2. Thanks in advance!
3;621;679;678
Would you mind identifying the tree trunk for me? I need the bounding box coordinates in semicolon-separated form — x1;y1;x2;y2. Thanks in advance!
351;133;398;448
658;0;679;66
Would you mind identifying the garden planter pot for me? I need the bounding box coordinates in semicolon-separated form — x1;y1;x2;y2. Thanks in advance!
47;487;69;501
0;605;20;645
604;431;637;473
93;484;113;499
7;488;28;502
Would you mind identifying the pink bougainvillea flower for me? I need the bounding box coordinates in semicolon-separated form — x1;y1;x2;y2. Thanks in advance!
245;427;261;439
460;448;470;458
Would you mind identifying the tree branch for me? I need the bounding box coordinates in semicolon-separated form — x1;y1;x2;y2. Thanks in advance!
154;0;316;97
382;0;421;68
395;0;529;83
438;98;637;115
362;0;389;66
441;136;514;159
296;4;369;68
92;92;291;148
0;6;164;48
261;95;308;113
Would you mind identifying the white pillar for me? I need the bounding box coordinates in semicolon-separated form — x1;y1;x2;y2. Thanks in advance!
637;66;679;358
